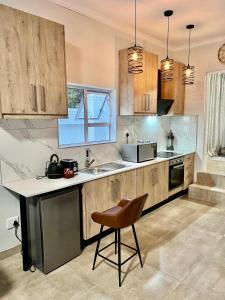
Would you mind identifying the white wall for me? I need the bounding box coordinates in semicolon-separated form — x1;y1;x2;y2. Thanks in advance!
0;0;198;252
0;0;167;252
174;41;225;173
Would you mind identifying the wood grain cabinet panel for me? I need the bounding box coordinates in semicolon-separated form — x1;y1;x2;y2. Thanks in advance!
136;161;169;209
183;154;195;189
119;48;158;115
0;4;67;118
82;177;109;240
0;5;37;115
82;169;137;240
32;16;67;116
161;61;185;115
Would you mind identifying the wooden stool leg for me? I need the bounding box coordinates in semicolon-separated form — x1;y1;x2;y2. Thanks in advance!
115;229;117;254
118;229;122;287
132;224;143;268
92;225;104;270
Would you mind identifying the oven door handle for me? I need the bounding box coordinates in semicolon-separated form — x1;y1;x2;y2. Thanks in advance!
172;164;184;169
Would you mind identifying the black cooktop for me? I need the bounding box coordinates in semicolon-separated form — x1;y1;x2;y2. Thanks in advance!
157;151;182;158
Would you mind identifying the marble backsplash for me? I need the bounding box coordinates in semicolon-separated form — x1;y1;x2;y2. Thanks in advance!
0;115;197;183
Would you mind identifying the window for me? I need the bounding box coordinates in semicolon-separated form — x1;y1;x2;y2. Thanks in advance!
58;84;116;148
206;71;225;157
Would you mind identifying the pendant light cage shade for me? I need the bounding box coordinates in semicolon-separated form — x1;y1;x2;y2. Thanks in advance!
183;24;195;85
183;65;195;84
161;10;174;81
161;57;174;81
127;0;143;74
128;46;143;74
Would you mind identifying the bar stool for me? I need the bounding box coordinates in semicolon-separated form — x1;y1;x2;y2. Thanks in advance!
91;193;148;287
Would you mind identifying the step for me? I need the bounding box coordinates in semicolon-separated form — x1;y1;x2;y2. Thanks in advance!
188;183;225;208
197;172;225;188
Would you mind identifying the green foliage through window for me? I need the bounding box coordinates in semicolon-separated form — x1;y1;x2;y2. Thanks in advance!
67;88;83;108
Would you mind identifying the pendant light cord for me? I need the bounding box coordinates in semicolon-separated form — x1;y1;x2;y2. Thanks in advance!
166;15;170;58
187;29;191;66
134;0;137;46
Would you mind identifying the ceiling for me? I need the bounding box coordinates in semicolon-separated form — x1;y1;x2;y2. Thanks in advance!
51;0;225;50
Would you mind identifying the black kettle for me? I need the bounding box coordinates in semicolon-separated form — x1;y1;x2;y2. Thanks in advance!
46;154;64;179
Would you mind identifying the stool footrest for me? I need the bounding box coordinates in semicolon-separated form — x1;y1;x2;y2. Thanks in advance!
97;240;138;267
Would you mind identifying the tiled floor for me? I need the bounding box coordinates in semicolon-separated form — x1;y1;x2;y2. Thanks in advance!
1;195;225;300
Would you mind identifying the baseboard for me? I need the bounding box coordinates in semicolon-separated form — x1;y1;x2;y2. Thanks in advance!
0;245;21;261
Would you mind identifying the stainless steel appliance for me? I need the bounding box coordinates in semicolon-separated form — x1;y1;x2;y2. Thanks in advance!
169;157;184;190
28;187;81;274
157;151;182;158
122;142;157;163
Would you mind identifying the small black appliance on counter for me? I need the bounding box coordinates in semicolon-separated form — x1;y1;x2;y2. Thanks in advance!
60;159;79;174
45;154;64;179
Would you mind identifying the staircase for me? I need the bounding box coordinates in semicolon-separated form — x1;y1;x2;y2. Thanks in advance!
188;172;225;208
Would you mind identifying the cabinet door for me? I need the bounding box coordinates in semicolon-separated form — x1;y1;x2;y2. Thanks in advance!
108;170;137;204
136;165;154;209
152;162;169;205
0;5;37;115
161;61;185;115
173;62;185;115
183;154;194;189
133;51;158;114
133;71;145;113
144;51;158;114
82;177;109;240
32;16;67;116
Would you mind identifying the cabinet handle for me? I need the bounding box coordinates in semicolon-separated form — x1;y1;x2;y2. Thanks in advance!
115;178;120;200
142;95;146;111
111;180;115;202
39;85;46;112
30;84;38;112
155;168;158;185
147;95;150;111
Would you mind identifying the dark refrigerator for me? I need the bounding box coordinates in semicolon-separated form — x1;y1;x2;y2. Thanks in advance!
27;186;81;274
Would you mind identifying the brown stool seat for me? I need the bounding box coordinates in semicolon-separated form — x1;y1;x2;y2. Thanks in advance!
91;194;148;287
91;194;148;229
91;199;129;228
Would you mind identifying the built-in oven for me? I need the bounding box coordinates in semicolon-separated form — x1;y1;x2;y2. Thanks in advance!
169;157;184;190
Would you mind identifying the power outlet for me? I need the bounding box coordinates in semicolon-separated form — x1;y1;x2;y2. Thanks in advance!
6;216;19;230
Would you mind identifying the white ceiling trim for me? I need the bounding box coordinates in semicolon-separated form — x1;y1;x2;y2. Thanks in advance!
49;0;225;52
174;34;225;52
49;0;166;50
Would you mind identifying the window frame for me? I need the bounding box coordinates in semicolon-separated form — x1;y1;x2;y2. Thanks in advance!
58;83;116;148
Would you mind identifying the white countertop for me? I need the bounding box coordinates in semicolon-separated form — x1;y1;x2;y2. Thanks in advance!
3;151;194;198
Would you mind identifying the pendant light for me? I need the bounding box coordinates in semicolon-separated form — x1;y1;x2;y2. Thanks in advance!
128;0;143;74
183;25;195;85
161;10;174;81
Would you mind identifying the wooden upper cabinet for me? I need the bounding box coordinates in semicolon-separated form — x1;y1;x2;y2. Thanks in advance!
161;61;185;115
0;5;37;116
119;48;158;115
32;16;67;116
0;4;67;118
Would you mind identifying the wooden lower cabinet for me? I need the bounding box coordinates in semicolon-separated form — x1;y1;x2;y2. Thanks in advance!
136;161;169;209
82;169;136;240
183;154;195;189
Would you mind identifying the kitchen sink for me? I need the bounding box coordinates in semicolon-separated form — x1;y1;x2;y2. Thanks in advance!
81;168;110;175
80;162;127;175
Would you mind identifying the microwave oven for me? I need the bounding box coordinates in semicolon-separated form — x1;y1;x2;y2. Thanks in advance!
121;143;157;163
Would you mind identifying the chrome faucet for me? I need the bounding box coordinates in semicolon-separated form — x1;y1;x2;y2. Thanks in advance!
85;148;95;168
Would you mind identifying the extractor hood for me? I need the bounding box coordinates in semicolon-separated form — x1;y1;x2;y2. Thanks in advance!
157;70;174;116
157;98;174;116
